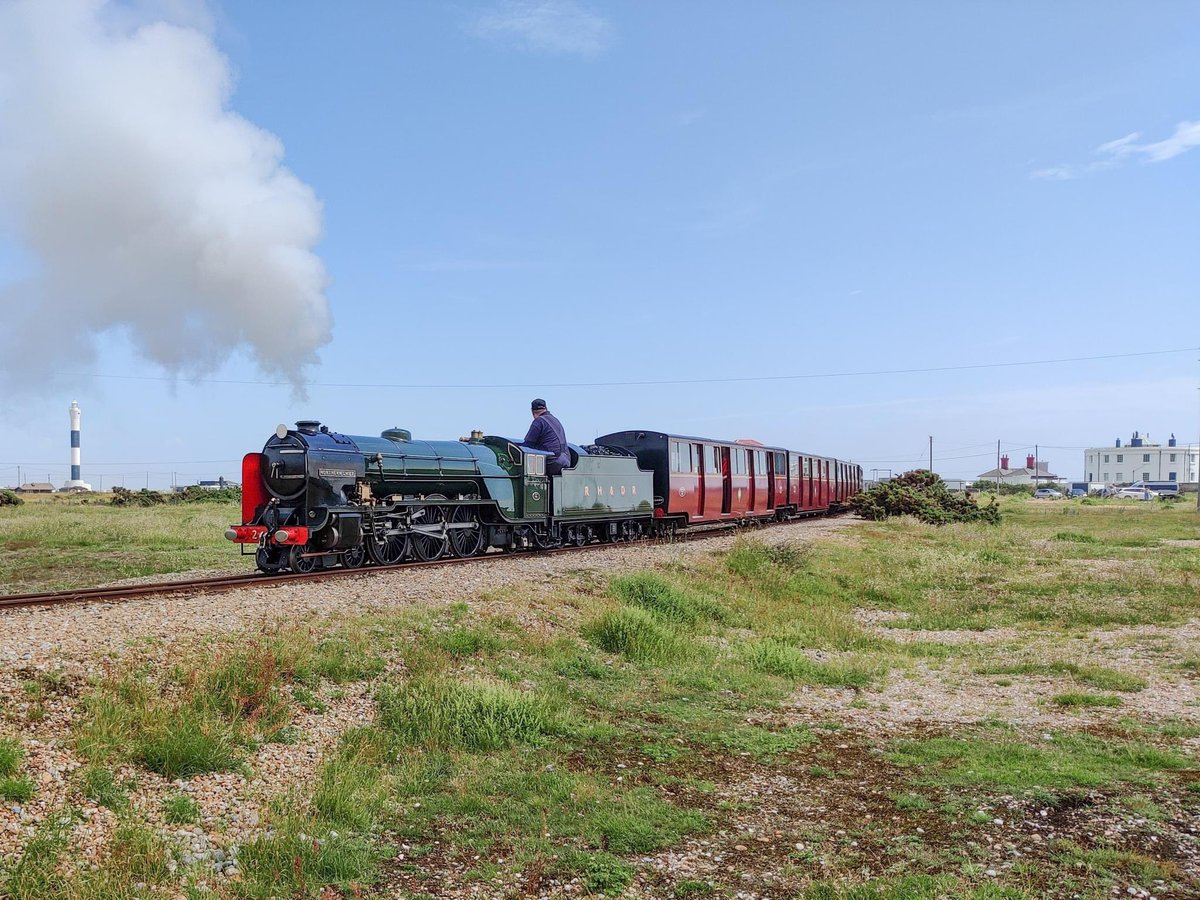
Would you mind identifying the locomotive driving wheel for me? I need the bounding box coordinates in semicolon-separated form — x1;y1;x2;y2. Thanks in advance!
366;524;408;566
410;495;448;562
288;545;320;574
447;505;484;558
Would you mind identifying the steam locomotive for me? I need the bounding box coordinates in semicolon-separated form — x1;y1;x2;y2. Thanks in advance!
226;419;860;573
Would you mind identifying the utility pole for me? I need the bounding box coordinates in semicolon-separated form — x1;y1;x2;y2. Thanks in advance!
929;436;933;473
1035;444;1039;489
996;440;1001;492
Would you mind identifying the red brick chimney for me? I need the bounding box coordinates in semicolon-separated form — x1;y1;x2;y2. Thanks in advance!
1026;454;1035;469
1000;455;1009;469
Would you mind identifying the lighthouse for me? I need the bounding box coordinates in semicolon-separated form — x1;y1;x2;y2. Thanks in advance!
63;401;93;492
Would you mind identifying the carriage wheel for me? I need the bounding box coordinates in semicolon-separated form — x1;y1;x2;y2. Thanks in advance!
410;497;448;562
288;545;320;574
448;505;485;558
341;545;367;569
255;546;284;574
574;526;589;546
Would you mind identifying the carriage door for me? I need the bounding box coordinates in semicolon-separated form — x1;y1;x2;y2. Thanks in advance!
720;447;732;514
767;452;776;509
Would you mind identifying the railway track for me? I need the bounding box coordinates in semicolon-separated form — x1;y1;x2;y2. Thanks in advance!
0;517;835;611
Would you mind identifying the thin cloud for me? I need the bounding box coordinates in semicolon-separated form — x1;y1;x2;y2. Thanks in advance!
1032;119;1200;180
470;0;612;57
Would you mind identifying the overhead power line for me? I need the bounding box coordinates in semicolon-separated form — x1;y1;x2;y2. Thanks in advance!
54;346;1198;390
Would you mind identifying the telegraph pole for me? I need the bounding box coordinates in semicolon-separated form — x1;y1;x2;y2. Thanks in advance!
929;436;933;472
996;440;1001;492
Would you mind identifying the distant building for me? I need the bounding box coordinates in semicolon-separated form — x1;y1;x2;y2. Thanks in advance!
16;482;56;493
976;454;1060;487
1083;432;1199;489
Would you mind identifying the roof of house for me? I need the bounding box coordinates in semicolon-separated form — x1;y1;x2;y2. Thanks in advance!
17;482;56;492
976;463;1060;479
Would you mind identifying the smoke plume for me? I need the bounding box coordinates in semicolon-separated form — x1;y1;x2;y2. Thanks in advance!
0;0;331;389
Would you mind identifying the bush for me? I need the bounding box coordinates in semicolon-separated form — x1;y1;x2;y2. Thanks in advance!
110;486;168;507
852;470;1001;525
970;480;1034;496
0;489;23;506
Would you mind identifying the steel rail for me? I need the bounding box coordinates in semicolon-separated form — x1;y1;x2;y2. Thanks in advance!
0;514;845;611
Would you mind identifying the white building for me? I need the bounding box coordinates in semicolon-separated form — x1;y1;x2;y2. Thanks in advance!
977;454;1061;486
1083;432;1199;488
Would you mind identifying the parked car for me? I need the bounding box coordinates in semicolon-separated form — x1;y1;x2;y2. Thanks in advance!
1033;488;1063;499
1068;488;1087;498
1112;486;1154;500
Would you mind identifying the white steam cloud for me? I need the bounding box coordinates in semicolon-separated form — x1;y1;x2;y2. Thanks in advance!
0;0;331;389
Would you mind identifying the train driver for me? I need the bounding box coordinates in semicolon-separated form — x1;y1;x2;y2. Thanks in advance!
524;399;570;475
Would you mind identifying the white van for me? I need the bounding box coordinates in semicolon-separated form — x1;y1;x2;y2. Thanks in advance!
1125;481;1180;497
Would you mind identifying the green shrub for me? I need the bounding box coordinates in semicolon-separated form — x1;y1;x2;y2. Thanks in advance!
853;470;1001;525
378;677;563;751
0;489;23;507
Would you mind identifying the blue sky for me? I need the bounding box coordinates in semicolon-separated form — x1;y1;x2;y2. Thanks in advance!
1;0;1198;489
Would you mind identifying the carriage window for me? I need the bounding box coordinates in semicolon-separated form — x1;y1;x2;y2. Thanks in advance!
803;458;811;476
670;441;680;473
734;450;745;475
707;446;719;474
691;444;702;474
775;452;786;473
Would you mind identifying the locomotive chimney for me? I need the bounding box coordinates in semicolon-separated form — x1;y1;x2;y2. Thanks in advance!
296;420;321;434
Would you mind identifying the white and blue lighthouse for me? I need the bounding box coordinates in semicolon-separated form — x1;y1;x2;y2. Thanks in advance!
63;400;93;491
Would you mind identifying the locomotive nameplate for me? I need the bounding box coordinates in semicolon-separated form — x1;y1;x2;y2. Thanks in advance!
318;469;357;478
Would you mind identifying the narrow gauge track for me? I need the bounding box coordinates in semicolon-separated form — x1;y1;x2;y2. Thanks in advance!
0;517;834;612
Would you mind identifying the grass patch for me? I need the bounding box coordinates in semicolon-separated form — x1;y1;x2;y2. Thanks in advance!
80;764;130;811
973;660;1146;692
311;727;393;831
739;639;883;688
1050;840;1177;882
891;792;933;811
889;730;1188;795
609;571;729;627
1052;692;1122;709
163;792;200;824
74;624;384;779
0;738;23;777
378;676;565;751
235;817;378;898
0;777;34;803
583;607;687;663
